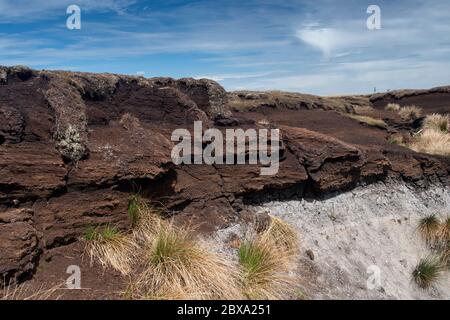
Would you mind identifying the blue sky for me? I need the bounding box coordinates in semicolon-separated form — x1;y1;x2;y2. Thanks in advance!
1;0;450;95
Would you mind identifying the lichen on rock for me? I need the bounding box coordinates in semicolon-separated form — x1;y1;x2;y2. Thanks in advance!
43;75;89;163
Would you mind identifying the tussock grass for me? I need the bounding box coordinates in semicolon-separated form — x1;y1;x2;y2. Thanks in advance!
410;129;450;157
406;111;450;157
87;197;301;300
412;255;444;289
437;217;450;246
385;103;400;111
398;105;422;121
344;114;387;129
418;214;441;247
261;216;299;254
128;195;141;225
84;225;138;275
442;217;450;237
238;216;299;300
238;238;294;299
130;199;165;244
133;221;243;300
423;114;449;133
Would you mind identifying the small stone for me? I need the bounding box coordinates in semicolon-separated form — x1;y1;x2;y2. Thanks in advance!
306;249;315;261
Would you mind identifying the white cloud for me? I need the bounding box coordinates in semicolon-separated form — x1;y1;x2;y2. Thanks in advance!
224;59;450;95
193;71;279;82
296;28;360;59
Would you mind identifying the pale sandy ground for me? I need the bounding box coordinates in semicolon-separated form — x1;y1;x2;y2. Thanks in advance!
214;180;450;300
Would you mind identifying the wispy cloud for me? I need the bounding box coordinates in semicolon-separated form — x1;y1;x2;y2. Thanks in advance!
0;0;136;20
0;0;449;94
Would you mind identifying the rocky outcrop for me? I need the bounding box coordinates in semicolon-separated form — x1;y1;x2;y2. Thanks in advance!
0;106;24;144
0;66;448;284
0;209;39;283
148;77;230;120
282;126;389;193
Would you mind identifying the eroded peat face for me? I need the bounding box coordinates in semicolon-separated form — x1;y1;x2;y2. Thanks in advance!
171;121;280;176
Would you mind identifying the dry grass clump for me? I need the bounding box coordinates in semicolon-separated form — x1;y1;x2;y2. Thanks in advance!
1;282;62;300
238;215;299;300
129;197;165;244
130;221;243;300
436;217;450;245
238;239;294;299
398;105;422;121
412;255;444;289
416;215;450;273
418;214;441;247
344;114;387;129
437;218;450;266
84;225;138;275
385;103;401;111
406;112;450;157
440;243;450;268
260;216;299;254
353;105;374;114
409;129;450;157
423;114;449;133
87;197;301;300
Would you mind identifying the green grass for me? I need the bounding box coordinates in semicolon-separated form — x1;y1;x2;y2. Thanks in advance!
102;225;120;240
239;241;271;277
150;226;192;266
412;255;444;289
237;236;296;299
84;225;120;242
128;195;141;225
84;226;99;241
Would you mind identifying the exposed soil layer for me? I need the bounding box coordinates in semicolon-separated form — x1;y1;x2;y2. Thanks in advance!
251;181;450;299
0;66;449;296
